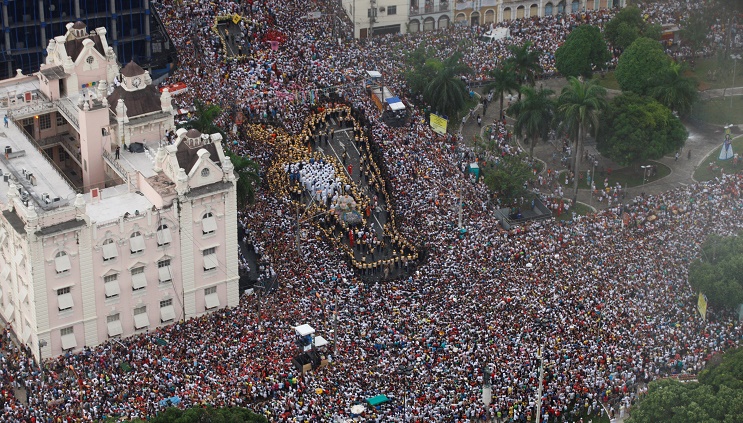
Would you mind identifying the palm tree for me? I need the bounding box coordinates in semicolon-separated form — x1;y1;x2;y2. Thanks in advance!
508;86;555;160
226;151;261;208
506;41;543;100
651;62;698;117
423;52;472;118
181;99;224;136
484;63;520;119
557;77;608;202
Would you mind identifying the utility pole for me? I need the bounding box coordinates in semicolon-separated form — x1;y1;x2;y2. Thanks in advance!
536;345;544;423
458;188;463;231
295;201;301;254
333;292;339;359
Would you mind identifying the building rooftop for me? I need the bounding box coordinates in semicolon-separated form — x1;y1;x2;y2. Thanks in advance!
0;78;76;212
85;185;154;223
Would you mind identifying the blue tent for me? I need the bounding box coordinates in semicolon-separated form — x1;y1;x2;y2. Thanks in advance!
158;396;181;407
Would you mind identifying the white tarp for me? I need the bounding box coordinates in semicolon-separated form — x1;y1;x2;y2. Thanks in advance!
314;335;329;347
294;324;315;336
388;102;405;111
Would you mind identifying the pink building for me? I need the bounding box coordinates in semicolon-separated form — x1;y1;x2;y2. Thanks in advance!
0;22;239;361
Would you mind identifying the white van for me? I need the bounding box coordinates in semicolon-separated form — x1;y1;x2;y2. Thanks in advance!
479;27;510;43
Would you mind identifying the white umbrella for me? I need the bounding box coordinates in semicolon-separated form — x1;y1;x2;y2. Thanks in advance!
351;404;366;414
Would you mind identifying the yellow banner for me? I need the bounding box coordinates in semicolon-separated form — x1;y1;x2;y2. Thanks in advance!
430;113;448;135
697;292;707;320
232;14;242;24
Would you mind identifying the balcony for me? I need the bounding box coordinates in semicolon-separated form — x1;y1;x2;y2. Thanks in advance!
410;2;451;15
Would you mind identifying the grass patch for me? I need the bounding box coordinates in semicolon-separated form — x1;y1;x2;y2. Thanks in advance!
570;161;671;189
692;96;743;125
693;134;743;182
593;71;621;90
690;56;741;90
555;200;594;221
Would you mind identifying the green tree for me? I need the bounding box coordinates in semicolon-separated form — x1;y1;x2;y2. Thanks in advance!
555;25;611;79
615;37;672;96
604;6;660;51
557;77;607;202
422;53;472;118
628;348;743;423
650;62;698;117
484;63;520;119
688;234;743;310
226;151;261;208
507;86;555;159
505;41;542;100
180;99;224;136
128;406;268;423
482;155;535;204
596;93;687;166
680;11;712;59
404;43;437;97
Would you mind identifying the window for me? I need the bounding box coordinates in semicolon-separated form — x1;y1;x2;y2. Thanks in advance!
104;273;119;298
54;251;71;274
160;298;175;323
60;326;77;350
129;231;145;254
107;313;123;337
22;118;33;127
131;266;147;290
133;306;149;329
387;5;397;14
156;224;172;246
56;112;65;127
368;8;376;17
39;114;51;130
57;287;73;311
102;239;118;261
202;213;217;235
86;56;94;65
201;168;210;178
158;259;172;283
204;286;220;309
203;247;217;271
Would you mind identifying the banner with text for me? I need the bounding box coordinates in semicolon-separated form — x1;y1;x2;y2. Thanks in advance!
430;113;448;135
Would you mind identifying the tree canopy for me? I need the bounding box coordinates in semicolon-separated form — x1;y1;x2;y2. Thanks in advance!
628;348;743;423
507;86;555;159
125;406;268;423
650;62;698;117
615;37;672;95
555;25;611;78
557;77;607;201
596;93;686;166
404;48;472;118
484;63;520;118
688;233;743;310
505;41;542;99
482;155;535;204
604;6;661;51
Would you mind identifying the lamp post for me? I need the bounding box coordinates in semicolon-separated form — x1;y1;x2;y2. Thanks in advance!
38;339;47;372
397;365;414;421
533;317;551;423
641;165;651;187
482;365;493;421
731;54;741;109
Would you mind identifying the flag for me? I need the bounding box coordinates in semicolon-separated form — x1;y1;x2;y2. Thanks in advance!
697;292;708;320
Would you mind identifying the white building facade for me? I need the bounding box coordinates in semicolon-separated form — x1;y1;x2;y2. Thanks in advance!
343;0;625;37
0;22;239;361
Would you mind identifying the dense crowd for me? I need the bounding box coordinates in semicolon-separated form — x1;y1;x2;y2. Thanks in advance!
0;0;742;422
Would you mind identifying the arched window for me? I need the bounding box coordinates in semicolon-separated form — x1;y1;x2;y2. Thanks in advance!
545;2;554;16
130;231;145;254
202;212;217;235
156;224;172;246
102;238;118;261
55;251;71;274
